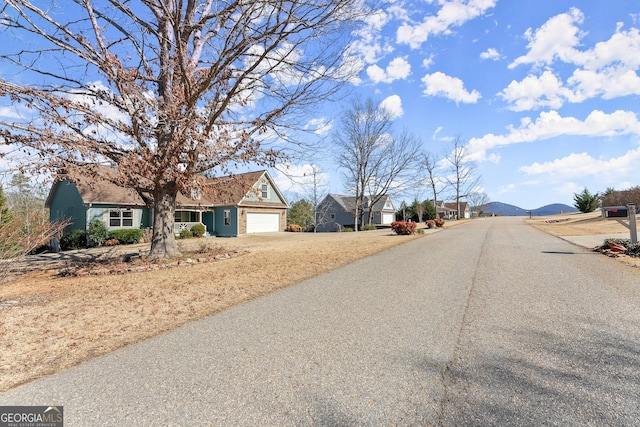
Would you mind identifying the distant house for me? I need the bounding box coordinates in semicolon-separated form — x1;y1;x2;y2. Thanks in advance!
441;202;471;219
316;194;395;231
46;169;289;238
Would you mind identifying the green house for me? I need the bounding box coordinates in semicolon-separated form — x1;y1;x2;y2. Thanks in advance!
46;170;289;238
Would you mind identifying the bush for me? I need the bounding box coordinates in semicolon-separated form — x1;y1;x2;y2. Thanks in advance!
626;243;640;257
286;224;303;232
60;229;87;250
343;227;354;232
390;221;417;235
107;229;143;244
425;220;436;229
415;228;425;235
104;239;120;246
179;229;193;239
191;223;206;237
362;224;377;231
88;220;109;247
435;218;445;228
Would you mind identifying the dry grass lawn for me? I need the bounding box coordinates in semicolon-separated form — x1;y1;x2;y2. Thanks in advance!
1;214;637;392
1;228;427;391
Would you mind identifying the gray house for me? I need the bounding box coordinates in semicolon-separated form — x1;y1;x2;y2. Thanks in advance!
316;194;396;232
46;169;289;238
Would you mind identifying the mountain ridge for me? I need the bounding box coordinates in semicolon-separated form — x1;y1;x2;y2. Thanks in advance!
481;202;577;216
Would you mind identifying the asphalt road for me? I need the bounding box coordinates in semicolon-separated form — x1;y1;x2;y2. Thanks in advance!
2;217;640;426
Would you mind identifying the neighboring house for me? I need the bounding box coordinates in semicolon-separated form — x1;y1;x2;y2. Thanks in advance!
46;169;289;238
316;194;395;232
442;202;471;219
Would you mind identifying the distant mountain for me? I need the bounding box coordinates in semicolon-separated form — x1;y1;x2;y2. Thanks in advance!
531;203;578;216
481;202;577;216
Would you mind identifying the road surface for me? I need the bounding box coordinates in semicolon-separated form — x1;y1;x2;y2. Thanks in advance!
2;217;639;425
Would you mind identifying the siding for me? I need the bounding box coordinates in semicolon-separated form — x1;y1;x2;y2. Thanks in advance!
214;206;238;237
48;180;86;232
242;177;282;204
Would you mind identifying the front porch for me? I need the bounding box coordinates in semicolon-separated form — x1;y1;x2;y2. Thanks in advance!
174;209;212;236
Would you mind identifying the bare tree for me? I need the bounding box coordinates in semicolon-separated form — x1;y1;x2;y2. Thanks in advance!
422;151;445;219
334;98;420;230
444;136;481;220
467;191;490;217
0;0;367;258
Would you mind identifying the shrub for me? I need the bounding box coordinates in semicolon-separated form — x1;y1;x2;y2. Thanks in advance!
60;229;87;250
362;224;377;231
286;224;303;232
191;223;206;237
343;227;354;232
435;218;445;228
425;220;436;229
626;243;640;257
415;228;425;235
107;229;143;244
390;221;417;235
88;220;109;247
179;229;193;239
104;238;120;246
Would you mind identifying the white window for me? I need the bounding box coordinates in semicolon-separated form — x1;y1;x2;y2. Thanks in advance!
261;184;268;199
109;209;133;227
224;209;231;226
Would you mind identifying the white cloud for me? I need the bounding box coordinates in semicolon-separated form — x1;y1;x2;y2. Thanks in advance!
0;106;25;120
504;12;640;110
468;110;640;161
499;70;571;111
480;48;501;61
304;117;333;135
379;95;404;119
350;8;393;64
422;55;435;69
397;0;497;49
273;163;329;195
367;57;411;83
421;72;481;103
519;148;640;181
509;7;584;69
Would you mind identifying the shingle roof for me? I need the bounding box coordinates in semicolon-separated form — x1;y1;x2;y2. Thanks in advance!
47;168;287;208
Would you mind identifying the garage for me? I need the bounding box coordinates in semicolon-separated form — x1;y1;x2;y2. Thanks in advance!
382;212;394;225
246;212;280;233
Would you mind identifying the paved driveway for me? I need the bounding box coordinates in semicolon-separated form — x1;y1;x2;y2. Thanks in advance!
2;217;639;426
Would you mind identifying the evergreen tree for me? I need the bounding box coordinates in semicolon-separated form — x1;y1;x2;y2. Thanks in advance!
288;199;314;230
0;185;13;226
573;188;600;213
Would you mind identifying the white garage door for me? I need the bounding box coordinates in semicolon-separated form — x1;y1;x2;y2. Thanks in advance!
246;213;280;233
382;213;394;225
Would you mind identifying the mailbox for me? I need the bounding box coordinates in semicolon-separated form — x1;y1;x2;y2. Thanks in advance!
604;206;628;218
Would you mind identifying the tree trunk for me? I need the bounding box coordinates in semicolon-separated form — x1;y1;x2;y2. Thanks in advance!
149;182;180;259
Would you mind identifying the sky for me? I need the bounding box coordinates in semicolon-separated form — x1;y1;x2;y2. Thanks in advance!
1;1;640;210
273;0;640;210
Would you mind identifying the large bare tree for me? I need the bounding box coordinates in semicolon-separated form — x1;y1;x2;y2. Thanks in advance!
0;0;366;258
334;98;420;230
444;136;482;220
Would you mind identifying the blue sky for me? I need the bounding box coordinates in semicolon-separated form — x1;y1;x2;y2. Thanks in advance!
275;0;640;209
1;1;639;210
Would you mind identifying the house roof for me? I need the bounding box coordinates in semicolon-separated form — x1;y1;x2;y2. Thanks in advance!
324;194;394;212
444;202;469;211
46;170;148;207
47;168;288;209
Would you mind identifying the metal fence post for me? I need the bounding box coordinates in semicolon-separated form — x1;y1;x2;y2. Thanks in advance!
628;203;637;244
